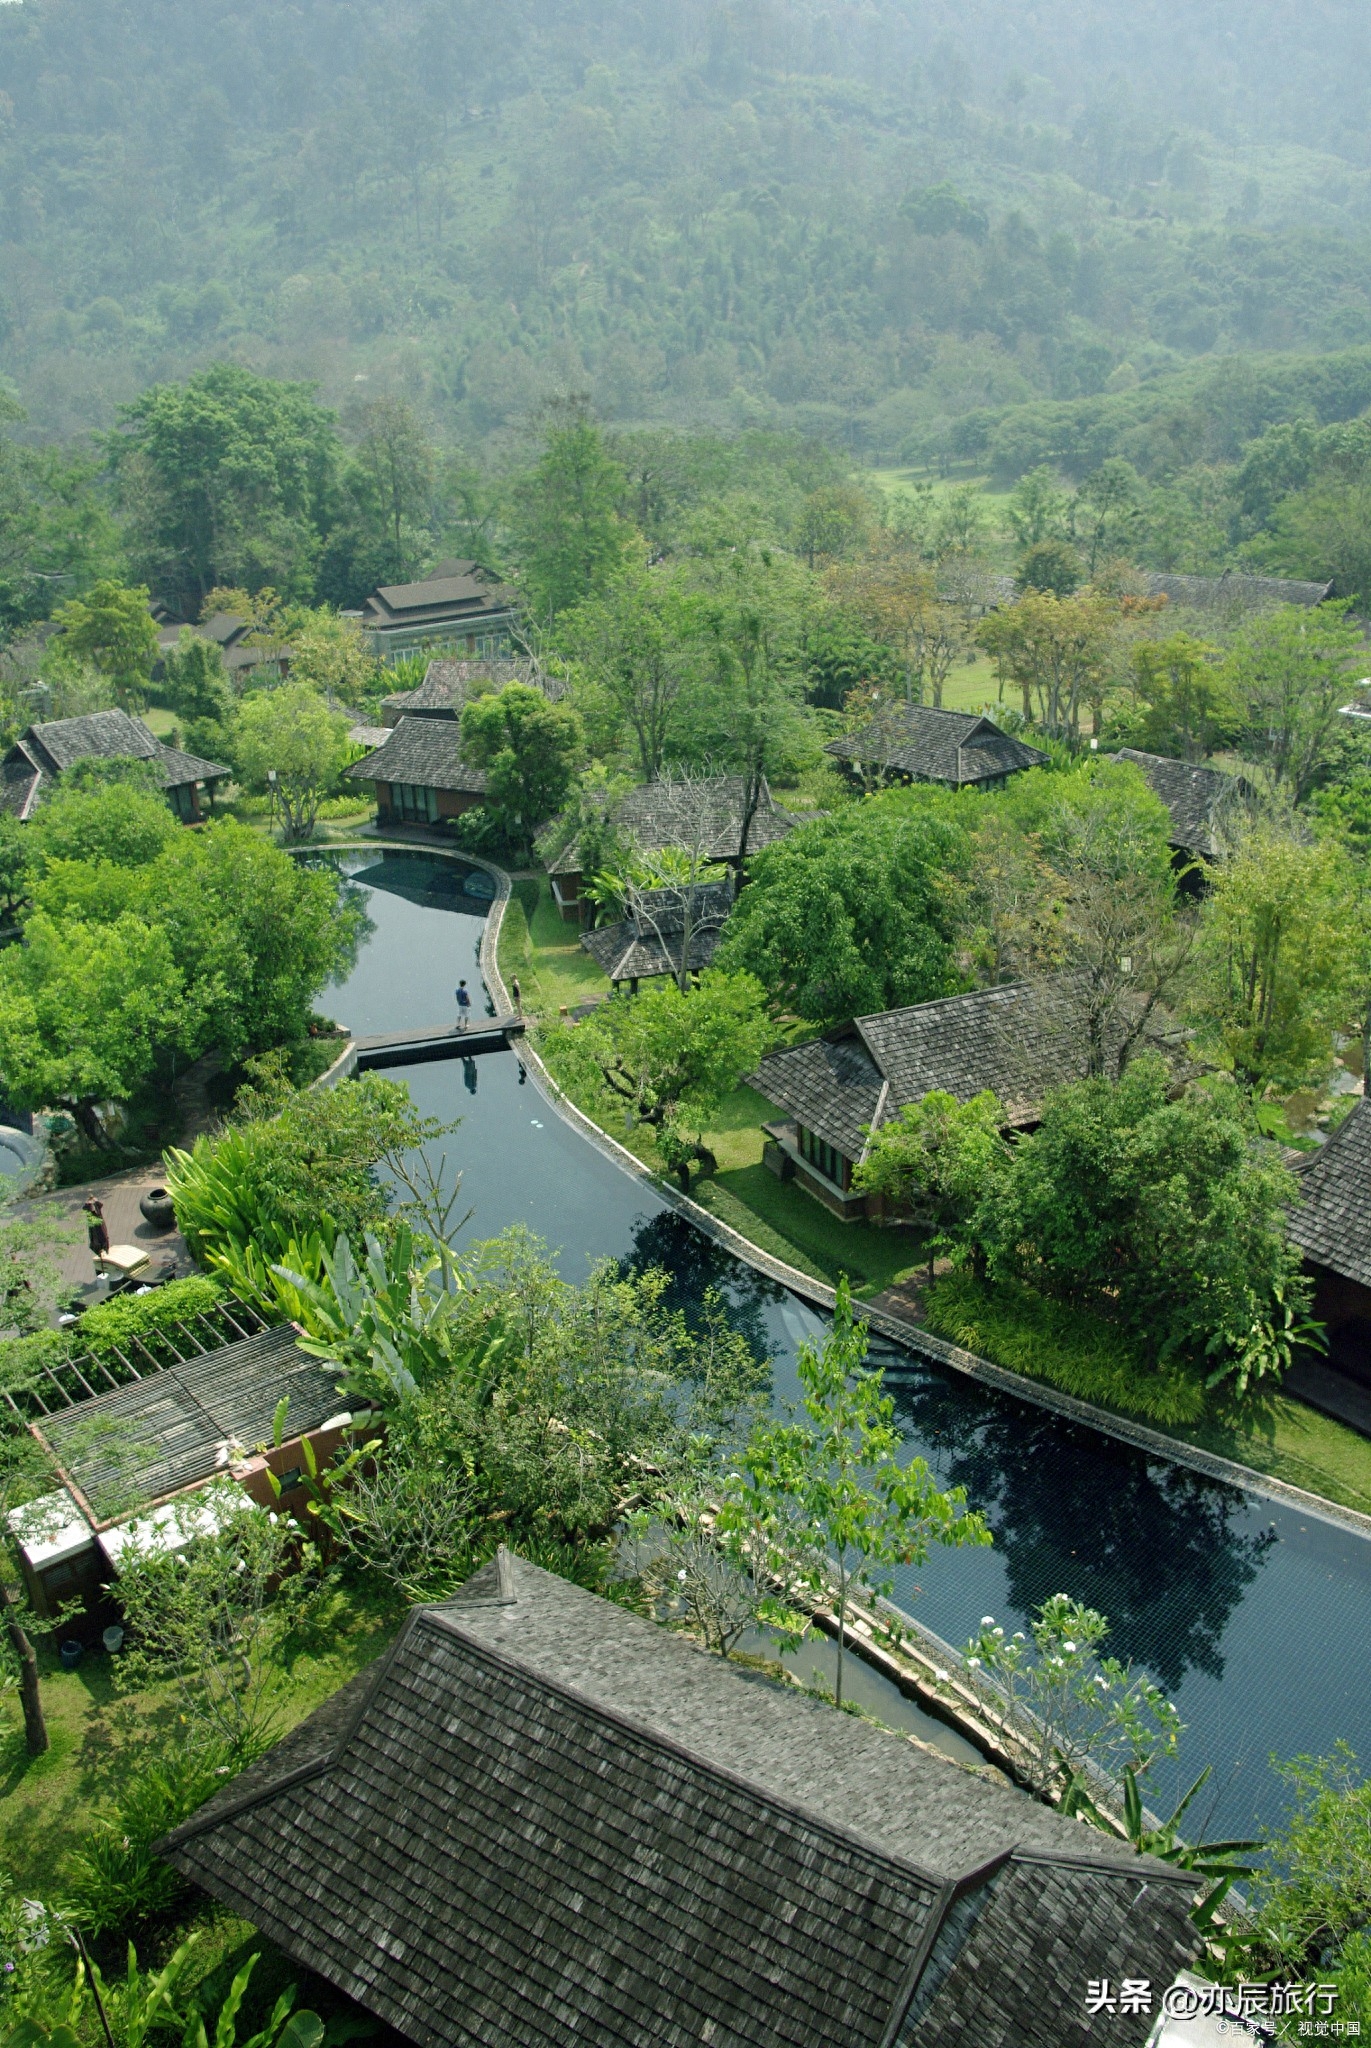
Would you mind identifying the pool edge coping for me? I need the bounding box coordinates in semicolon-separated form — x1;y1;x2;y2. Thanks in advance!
473;860;1371;1543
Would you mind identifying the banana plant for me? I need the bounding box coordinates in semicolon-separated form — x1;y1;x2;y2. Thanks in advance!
275;1226;497;1412
1062;1762;1260;1931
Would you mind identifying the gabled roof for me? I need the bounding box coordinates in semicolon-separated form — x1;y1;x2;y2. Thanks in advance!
1289;1097;1371;1291
159;1551;1197;2048
34;1325;340;1526
380;657;537;726
345;715;488;796
826;706;1048;786
362;561;516;628
546;776;800;877
7;712;228;796
1113;750;1252;860
580;881;735;983
1142;571;1333;613
24;708;159;771
754;981;1111;1161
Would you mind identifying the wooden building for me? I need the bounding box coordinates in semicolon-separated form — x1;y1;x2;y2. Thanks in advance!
753;981;1109;1220
826;705;1047;792
1112;749;1254;867
345;715;488;828
544;775;800;923
157;1547;1201;2048
356;561;519;661
0;709;229;823
580;879;735;991
1288;1098;1371;1393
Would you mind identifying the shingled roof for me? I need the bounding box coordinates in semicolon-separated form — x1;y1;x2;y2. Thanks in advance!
754;980;1111;1162
580;881;735;983
1142;571;1333;613
34;1325;342;1526
1112;750;1253;860
0;711;229;817
345;714;488;796
380;657;539;726
361;561;517;636
826;706;1048;787
1289;1098;1371;1290
546;775;800;877
159;1550;1199;2048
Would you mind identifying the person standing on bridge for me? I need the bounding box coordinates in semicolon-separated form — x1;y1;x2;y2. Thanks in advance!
455;979;472;1031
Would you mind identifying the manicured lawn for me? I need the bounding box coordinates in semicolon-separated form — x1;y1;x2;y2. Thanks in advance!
690;1165;927;1297
1180;1400;1371;1519
500;876;610;1016
0;1578;403;1897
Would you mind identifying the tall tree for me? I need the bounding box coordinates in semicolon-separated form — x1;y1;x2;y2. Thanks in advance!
1225;603;1366;804
1130;632;1234;762
510;400;630;620
726;1280;988;1708
233;681;351;840
460;683;583;848
345;394;436;583
562;564;702;780
113;365;338;615
50;578;160;709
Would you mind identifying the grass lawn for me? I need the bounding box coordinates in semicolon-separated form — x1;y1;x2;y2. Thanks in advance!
1180;1400;1371;1519
0;1577;403;1898
501;875;612;1016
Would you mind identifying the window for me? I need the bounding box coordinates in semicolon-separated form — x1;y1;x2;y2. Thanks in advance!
797;1125;847;1189
392;783;437;823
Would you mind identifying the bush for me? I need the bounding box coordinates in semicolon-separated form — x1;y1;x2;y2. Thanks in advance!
63;1742;237;1936
922;1270;1208;1426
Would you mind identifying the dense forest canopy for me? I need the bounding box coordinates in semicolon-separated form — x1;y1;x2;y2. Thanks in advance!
2;0;1371;458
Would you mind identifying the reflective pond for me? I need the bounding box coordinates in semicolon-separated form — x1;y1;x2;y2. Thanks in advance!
324;847;1371;1836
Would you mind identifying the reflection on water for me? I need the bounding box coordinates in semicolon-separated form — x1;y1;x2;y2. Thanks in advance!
323;848;1371;1836
885;1360;1277;1694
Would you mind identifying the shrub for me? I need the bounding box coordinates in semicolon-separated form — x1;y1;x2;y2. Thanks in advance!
922;1270;1208;1426
63;1742;237;1936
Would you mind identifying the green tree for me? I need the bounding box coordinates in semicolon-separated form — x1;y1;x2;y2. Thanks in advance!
695;546;814;854
1225;602;1366;804
510;400;630;619
460;683;583;848
725;1279;988;1707
1246;1745;1371;1988
1073;458;1143;577
346;393;435;583
0;910;189;1146
1018;536;1084;597
233;681;351;839
50;579;159;708
113;365;337;615
1130;632;1235;761
112;1484;325;1760
1198;823;1362;1089
548;969;772;1184
976;1056;1312;1393
283;606;381;704
26;781;179;869
561;564;702;779
993;759;1193;1079
1007;464;1072;550
160;626;233;726
853;1089;1003;1275
716;796;968;1025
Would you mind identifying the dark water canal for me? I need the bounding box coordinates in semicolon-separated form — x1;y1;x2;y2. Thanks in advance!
322;847;1371;1837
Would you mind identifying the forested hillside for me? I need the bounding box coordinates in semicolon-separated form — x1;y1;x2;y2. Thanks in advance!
3;0;1371;456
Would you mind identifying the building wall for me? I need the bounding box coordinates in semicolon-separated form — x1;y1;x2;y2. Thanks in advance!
1309;1264;1371;1384
436;788;484;819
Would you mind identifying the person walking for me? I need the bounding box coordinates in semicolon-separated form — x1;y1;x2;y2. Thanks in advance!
82;1197;110;1279
510;974;522;1015
455;979;472;1031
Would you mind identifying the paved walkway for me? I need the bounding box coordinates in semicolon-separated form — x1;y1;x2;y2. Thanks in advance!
34;1166;192;1307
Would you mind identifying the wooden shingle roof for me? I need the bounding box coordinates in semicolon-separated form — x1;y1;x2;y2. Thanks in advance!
380;658;538;726
159;1551;1198;2048
1289;1097;1371;1290
826;706;1047;786
580;882;734;982
754;981;1108;1161
1113;750;1251;860
345;714;488;796
546;776;800;877
1142;571;1333;613
3;711;228;801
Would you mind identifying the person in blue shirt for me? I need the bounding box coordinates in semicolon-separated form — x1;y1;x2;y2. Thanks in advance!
455;979;472;1030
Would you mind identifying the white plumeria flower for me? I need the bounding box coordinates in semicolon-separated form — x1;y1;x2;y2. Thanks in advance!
677;1569;688;1581
967;1655;981;1669
933;1667;949;1682
980;1616;995;1628
1062;1640;1077;1654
